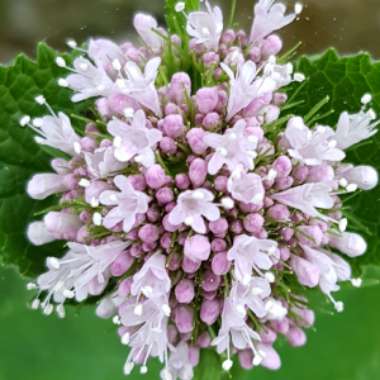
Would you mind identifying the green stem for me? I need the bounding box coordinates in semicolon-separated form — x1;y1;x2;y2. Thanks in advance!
228;0;237;27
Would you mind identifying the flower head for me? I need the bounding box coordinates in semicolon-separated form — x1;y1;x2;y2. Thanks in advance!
227;170;265;205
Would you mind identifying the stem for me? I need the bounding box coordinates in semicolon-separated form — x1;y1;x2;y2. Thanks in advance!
228;0;237;27
304;95;330;123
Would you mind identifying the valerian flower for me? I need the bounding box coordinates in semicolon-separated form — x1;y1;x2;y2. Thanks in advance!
204;120;259;174
186;1;223;50
107;110;162;167
169;189;221;234
272;183;335;220
161;342;195;380
335;110;378;149
284;117;345;166
221;61;277;120
99;175;151;232
227;234;279;285
118;57;162;116
32;112;81;156
134;13;165;51
250;0;299;43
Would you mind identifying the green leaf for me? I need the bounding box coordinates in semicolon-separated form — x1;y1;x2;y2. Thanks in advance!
194;350;223;380
0;43;88;276
286;49;380;269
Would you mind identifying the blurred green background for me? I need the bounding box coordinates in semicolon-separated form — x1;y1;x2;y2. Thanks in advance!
1;0;380;379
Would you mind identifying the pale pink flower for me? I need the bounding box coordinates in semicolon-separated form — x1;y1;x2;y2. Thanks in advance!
67;57;115;102
32;112;81;156
161;342;194;380
221;61;277;120
328;231;367;258
99;175;150;232
84;146;128;178
336;164;378;191
227;170;265;204
134;13;165;51
272;183;335;220
227;234;279;285
107;110;162;167
285;117;345;165
186;1;223;50
88;38;125;70
335;110;378;150
250;0;298;43
168;189;220;234
27;221;55;246
204;120;258;175
34;240;129;314
131;252;171;299
27;173;68;200
118;57;162;116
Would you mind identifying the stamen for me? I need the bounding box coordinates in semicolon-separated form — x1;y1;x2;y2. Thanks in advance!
140;366;148;374
73;141;82;155
121;332;130;345
134;304;143;316
222;359;233;371
338;218;348;232
19;115;31;127
175;2;185;12
55;57;67;68
58;78;69;87
79;178;90;188
123;361;134;375
92;212;103;226
351;278;363;288
46;257;61;270
66;39;78;49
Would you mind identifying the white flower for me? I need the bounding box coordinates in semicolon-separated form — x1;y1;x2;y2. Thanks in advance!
250;0;298;43
120;296;170;373
84;146;128;179
118;57;162;116
227;170;265;205
32;112;81;156
131;252;171;299
168;189;220;234
273;183;335;220
285;117;345;165
230;277;272;318
221;61;277;120
88;38;125;70
204;120;258;175
134;13;165;51
66;57;115;102
99;175;150;232
335;110;378;150
263;58;294;89
213;297;261;359
34;240;129;314
227;234;279;285
186;1;223;50
161;342;194;380
107;110;162;167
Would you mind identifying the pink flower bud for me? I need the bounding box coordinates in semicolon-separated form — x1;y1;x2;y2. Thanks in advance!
159;137;177;155
261;328;277;344
189;346;200;366
260;345;281;370
175;279;195;304
200;299;221;325
296;225;324;247
130;243;143;258
268;204;290;222
184;235;211;262
201;270;221;292
189;158;208;187
182;257;202;274
165;102;180;115
197;332;211;348
211;251;231;275
307;164;334;183
186;128;208;155
209;218;229;237
138;224;159;243
211;238;227;253
195;87;219;114
275;176;294;191
281;228;294;242
261;34;283;57
203;52;220;66
328;232;367;257
128;174;146;191
341;165;379;190
287;327;307;347
293;165;309;183
175;306;194;334
273;156;292;177
96;298;116;319
175;173;191;189
44;211;81;241
163;114;185;138
230;220;243;234
202;112;221;130
145;164;168;189
291;255;320;288
62;174;78;190
293;307;315;328
80;137;97;152
279;246;291;260
111;252;134;277
156;187;174;205
168;72;191;104
238;350;253;370
243;213;264;234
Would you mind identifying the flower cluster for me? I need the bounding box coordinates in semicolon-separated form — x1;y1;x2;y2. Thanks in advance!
22;1;378;379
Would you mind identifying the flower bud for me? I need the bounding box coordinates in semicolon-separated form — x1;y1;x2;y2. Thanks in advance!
260;344;281;370
138;224;159;243
182;257;201;274
175;306;194;334
201;270;221;292
211;251;231;275
111;252;134;277
186;128;208;155
341;165;378;190
200;299;221;325
189;158;208;187
261;34;283;58
27;221;55;246
287;327;307;347
175;173;191;189
273;156;292;177
243;213;264;234
175;279;195;304
195;87;219;114
328;232;367;257
197;332;211;348
156;187;174;205
184;235;211;261
307;164;334;183
168;72;191;104
209;218;229;237
162;114;185;138
44;211;81;241
159;137;177;155
268;204;290;222
296;225;324;247
202;112;221;130
145;164;168;189
291;255;320;288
